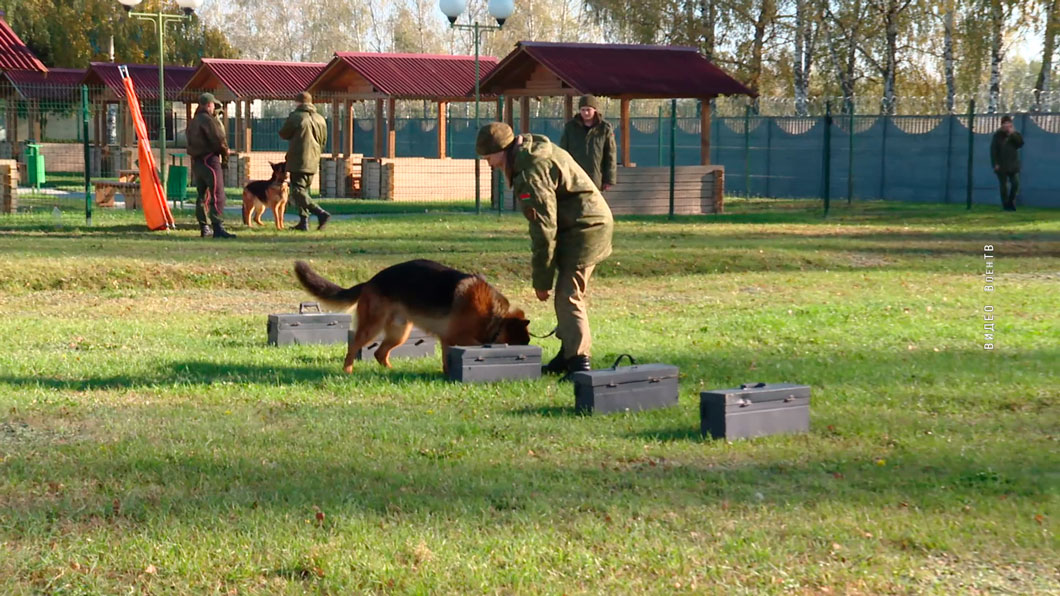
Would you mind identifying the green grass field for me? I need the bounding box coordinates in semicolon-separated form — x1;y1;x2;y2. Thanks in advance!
0;199;1057;594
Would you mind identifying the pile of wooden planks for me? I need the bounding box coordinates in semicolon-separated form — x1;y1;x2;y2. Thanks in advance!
602;165;725;215
360;157;489;202
0;159;17;214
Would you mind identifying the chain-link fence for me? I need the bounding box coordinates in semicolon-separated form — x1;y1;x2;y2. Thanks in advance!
3;83;1056;219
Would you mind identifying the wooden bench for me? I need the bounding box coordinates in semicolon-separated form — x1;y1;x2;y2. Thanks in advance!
93;181;142;209
117;169;139;183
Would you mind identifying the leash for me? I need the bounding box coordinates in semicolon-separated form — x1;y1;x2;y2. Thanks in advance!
530;326;558;339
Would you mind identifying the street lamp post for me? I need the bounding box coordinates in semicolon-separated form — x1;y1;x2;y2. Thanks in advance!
439;0;514;215
117;0;202;190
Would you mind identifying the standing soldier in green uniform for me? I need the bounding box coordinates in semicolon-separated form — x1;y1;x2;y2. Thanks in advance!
990;115;1024;212
186;92;235;239
279;92;331;230
476;122;614;375
559;95;617;191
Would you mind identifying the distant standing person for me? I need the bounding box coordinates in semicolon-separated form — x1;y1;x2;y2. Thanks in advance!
186;92;235;239
559;95;617;191
279;92;330;230
991;115;1023;212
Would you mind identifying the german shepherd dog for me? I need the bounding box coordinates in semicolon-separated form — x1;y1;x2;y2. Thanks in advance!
242;161;289;229
294;259;531;374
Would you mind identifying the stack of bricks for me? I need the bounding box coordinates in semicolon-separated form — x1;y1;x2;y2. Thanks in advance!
0;159;18;213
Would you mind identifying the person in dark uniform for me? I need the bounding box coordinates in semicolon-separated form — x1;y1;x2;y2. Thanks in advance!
186;92;235;239
991;115;1024;211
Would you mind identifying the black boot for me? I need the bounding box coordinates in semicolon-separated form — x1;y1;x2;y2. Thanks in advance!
314;208;331;231
292;215;309;231
558;356;591;383
542;350;566;375
199;224;212;238
212;221;237;239
566;356;591;373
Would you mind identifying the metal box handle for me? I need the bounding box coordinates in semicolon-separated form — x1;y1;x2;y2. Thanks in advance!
299;302;321;314
740;382;766;390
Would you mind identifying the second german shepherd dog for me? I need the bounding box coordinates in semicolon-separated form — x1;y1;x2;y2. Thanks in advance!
294;259;531;374
242;161;289;229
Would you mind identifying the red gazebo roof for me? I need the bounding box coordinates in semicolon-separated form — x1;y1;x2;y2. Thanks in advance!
2;68;83;101
82;62;196;101
481;41;754;99
182;59;327;101
0;16;46;73
308;52;499;100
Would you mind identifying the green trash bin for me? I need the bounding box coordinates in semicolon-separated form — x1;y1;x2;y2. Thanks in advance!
167;157;189;205
24;143;45;188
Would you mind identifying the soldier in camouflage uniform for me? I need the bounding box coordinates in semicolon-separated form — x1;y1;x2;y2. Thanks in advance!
559;95;617;191
476;122;614;375
279;92;331;231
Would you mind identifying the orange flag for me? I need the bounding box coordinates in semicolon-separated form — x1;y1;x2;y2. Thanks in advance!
120;66;174;231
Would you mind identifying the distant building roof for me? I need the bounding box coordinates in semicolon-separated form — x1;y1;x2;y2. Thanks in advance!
0;16;46;73
308;52;499;100
1;68;83;101
183;59;327;101
481;41;754;99
83;62;196;101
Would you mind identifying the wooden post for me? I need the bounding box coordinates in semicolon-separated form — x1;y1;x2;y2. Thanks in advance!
6;101;14;146
331;98;340;158
700;98;711;165
344;99;354;157
564;96;574;120
374;99;384;158
235;100;243;154
94;102;102;148
437;101;448;158
620;98;631;167
386;98;396;158
243;100;252;153
519;96;531;134
504;96;514;127
30;100;42;141
183;101;192;150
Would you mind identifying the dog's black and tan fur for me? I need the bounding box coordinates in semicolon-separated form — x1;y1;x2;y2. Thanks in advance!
294;259;531;374
242;161;289;229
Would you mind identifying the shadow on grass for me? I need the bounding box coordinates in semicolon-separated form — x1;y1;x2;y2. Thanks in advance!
0;408;1051;526
0;344;1054;527
509;405;583;418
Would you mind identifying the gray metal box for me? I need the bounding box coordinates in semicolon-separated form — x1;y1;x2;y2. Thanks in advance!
700;383;811;440
267;302;351;346
571;357;679;415
353;327;437;361
446;344;542;383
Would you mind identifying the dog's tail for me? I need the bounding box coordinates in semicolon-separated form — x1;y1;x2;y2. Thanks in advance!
293;260;364;311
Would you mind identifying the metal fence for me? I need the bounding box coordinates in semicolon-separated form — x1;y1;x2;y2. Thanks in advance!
2;83;1055;216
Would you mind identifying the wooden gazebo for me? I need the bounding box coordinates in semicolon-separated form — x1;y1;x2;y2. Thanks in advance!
0;68;82;145
479;42;754;214
480;41;754;167
306;51;499;160
0;14;47;158
81;62;196;169
181;59;327;155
